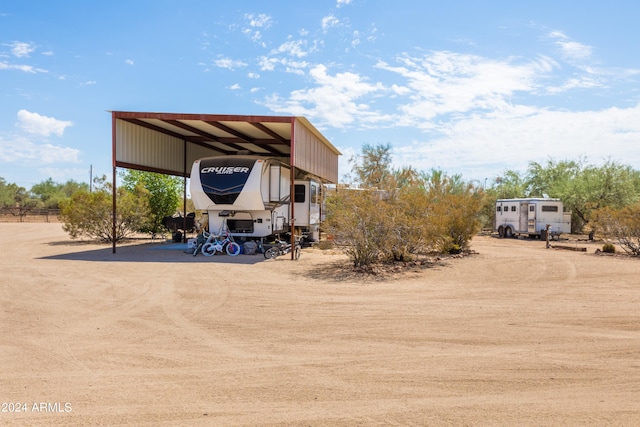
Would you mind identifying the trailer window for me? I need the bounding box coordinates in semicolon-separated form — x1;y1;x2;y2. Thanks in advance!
511;206;516;212
294;184;306;203
541;205;558;212
530;205;535;212
310;184;318;205
496;206;501;212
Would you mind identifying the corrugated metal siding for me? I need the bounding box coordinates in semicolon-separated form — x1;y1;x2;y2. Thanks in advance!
116;120;185;174
186;143;223;176
293;120;339;183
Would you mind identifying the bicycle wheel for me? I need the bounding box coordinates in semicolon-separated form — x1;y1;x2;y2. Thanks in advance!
264;247;279;259
293;246;301;260
201;243;216;256
226;242;241;256
193;243;202;257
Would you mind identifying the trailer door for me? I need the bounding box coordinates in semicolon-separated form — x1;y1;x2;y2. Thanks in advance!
528;204;537;233
519;202;528;232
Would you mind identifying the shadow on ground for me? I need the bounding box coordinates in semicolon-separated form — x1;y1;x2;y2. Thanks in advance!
40;240;265;264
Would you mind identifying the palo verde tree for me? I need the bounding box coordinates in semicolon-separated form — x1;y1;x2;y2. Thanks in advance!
419;169;483;254
121;170;182;236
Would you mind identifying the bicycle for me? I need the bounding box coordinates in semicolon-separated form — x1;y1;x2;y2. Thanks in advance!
264;238;301;260
192;231;210;257
201;230;241;256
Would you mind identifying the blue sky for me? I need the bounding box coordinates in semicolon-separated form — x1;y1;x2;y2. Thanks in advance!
1;1;639;188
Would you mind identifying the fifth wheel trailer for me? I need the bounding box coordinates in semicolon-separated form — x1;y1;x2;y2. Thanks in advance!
495;198;571;239
190;155;322;241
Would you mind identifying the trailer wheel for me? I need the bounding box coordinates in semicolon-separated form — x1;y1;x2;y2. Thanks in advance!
504;226;513;238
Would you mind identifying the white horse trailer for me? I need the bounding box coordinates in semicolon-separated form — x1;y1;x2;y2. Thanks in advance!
190;155;322;240
495;198;571;239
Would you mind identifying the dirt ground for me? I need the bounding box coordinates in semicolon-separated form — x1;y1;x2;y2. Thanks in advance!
1;223;639;426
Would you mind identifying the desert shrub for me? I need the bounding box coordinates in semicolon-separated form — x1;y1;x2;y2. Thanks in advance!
602;243;616;253
59;181;150;243
593;203;640;256
317;239;335;250
324;189;389;267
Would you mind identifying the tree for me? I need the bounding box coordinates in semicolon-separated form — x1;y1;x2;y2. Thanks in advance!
121;170;182;235
59;176;150;242
490;169;527;199
30;178;89;209
0;178;23;207
420;171;484;253
349;143;393;189
524;158;640;234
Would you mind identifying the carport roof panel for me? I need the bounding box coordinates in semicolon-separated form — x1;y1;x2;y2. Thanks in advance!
111;111;340;182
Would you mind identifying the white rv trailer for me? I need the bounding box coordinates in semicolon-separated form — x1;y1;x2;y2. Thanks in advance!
190;155;322;241
495;198;571;239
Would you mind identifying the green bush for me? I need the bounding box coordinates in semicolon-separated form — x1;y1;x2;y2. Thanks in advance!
59;182;150;243
602;243;616;253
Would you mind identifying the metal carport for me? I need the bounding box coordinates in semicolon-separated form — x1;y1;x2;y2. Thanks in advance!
110;111;341;253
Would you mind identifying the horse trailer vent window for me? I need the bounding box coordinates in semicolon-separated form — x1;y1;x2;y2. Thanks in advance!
294;184;306;203
497;206;501;212
542;205;558;212
511;206;516;212
530;205;535;212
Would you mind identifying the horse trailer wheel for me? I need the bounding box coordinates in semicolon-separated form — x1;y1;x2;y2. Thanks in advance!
504;226;513;238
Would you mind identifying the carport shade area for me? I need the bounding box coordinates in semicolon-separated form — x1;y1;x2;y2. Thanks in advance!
110;111;341;253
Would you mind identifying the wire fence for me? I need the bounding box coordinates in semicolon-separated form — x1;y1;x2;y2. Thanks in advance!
0;207;61;223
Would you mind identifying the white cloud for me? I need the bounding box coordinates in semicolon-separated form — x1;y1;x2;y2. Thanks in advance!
258;56;278;71
548;30;593;62
0;134;80;164
264;64;387;128
337;0;352;7
376;51;557;126
273;39;311;58
0;61;47;73
393;104;640;181
245;13;272;29
15;110;73;137
243;13;272;45
125;59;134;65
322;15;340;32
10;41;35;57
214;57;247;70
